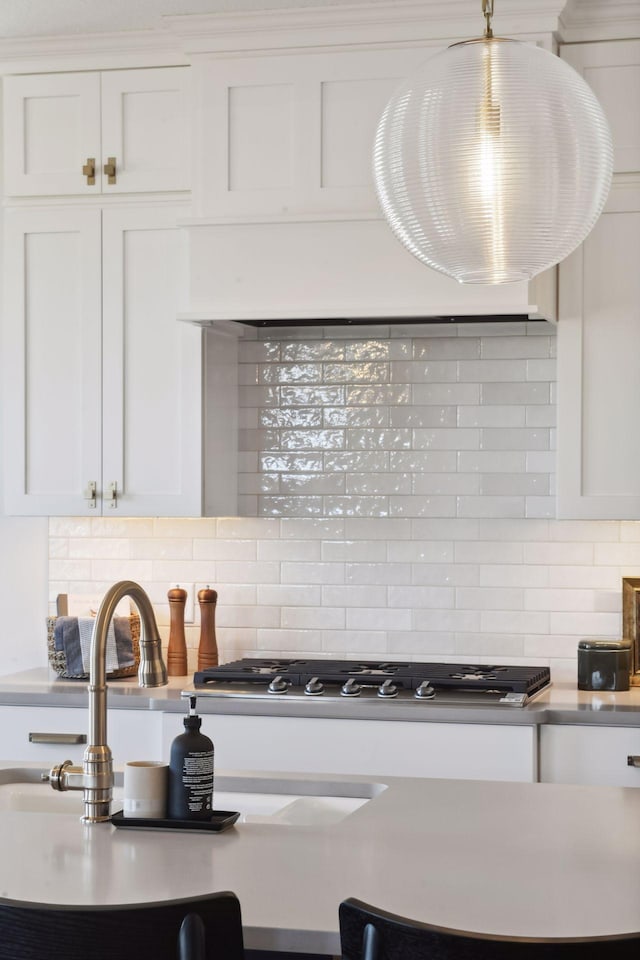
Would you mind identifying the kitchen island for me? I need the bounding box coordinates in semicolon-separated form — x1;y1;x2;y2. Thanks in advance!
0;762;638;953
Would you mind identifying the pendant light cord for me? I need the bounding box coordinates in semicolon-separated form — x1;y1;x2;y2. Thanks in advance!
482;0;494;38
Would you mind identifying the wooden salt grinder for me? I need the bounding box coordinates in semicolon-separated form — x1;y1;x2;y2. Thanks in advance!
197;586;219;670
167;586;188;676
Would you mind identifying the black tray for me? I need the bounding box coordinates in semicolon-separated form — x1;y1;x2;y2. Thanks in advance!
110;810;240;833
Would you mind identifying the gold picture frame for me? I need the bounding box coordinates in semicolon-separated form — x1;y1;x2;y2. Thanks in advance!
621;577;640;686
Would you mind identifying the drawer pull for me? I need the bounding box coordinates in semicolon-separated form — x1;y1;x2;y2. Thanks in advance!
627;755;640;768
29;732;87;745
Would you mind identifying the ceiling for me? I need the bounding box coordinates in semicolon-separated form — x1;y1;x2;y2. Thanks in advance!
0;0;398;39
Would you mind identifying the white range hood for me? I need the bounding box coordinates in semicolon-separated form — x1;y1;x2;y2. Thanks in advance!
167;0;577;329
180;216;557;327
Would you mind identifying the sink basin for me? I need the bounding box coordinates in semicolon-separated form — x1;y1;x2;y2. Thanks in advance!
0;768;383;826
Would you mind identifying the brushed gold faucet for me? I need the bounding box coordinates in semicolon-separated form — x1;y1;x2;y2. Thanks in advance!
48;581;168;823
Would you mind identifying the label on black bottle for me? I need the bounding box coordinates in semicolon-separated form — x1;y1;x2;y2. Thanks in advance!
182;750;214;813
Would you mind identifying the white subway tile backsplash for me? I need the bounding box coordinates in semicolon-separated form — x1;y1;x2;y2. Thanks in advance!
346;562;411;585
413;473;480;495
458;451;526;473
524;542;594;565
480;474;549;496
281;561;345;584
258;584;322;605
391;360;457;383
480;610;549;634
480;336;551;360
481;382;549;405
390;495;457;518
412;383;480;405
281;606;345;629
456;587;523;610
456;496;525;519
549;611;620;636
481;428;549;451
458;405;525;428
347;607;411;631
387;540;454;562
411;563;478;586
47;324;633;673
322;540;387;561
458;359;527;382
413;337;479;360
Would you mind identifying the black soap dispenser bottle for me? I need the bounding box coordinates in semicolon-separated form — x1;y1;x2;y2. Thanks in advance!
168;696;214;820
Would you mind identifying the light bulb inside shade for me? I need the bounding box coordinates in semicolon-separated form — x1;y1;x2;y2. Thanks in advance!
373;38;613;284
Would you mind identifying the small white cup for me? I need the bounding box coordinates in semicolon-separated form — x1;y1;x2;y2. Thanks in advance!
123;761;169;819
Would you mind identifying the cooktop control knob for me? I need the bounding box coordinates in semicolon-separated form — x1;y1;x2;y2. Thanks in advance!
415;681;436;700
341;678;362;697
267;675;288;695
304;676;324;696
377;679;398;698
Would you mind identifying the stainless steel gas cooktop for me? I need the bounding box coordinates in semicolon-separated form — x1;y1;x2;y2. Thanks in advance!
192;659;551;707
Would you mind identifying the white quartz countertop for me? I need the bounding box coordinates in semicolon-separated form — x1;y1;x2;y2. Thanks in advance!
0;762;638;952
1;669;639;726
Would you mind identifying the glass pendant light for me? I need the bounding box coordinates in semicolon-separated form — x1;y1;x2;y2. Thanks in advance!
372;0;613;284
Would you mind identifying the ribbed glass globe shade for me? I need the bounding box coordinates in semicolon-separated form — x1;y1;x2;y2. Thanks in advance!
373;38;613;284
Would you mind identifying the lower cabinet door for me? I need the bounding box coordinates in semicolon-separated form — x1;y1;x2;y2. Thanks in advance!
0;706;163;764
162;714;538;783
540;724;640;787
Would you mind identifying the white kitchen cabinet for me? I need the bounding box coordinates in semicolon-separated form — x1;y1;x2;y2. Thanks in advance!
3;67;190;197
540;724;640;788
561;40;640;174
556;39;640;519
0;705;163;764
2;203;203;516
162;714;538;783
193;46;434;219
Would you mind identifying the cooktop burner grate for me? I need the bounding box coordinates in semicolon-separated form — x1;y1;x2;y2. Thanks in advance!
194;658;551;697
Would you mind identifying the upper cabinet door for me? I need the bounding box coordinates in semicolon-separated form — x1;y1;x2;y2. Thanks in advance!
2;207;102;515
3;72;101;197
562;39;640;174
193;47;435;219
100;67;190;194
557;40;640;519
3;67;190;197
101;205;202;517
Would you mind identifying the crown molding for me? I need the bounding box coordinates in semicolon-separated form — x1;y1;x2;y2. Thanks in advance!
559;0;640;41
0;0;635;71
0;29;185;74
161;0;568;54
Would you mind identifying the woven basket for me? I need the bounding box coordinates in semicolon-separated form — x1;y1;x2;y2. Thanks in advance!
46;614;141;680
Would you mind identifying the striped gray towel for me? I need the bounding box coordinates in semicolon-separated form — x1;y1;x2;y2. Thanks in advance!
53;617;135;676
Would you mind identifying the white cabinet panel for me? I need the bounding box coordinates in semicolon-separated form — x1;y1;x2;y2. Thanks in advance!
557;181;640;517
101;207;202;516
100;68;190;194
194;46;434;218
3;72;101;196
557;40;640;519
0;706;163;764
162;714;537;783
3;67;189;197
2;207;102;515
562;40;640;174
3;203;203;516
540;724;640;787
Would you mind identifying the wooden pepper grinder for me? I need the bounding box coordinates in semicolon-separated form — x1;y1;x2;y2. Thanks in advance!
197;586;219;671
167;586;189;676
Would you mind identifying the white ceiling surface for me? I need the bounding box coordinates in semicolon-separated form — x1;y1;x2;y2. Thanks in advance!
0;0;400;39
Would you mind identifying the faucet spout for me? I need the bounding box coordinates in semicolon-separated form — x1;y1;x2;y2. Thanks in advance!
50;580;168;823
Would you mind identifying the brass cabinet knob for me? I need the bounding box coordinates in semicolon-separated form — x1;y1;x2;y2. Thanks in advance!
82;158;96;185
103;157;117;184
